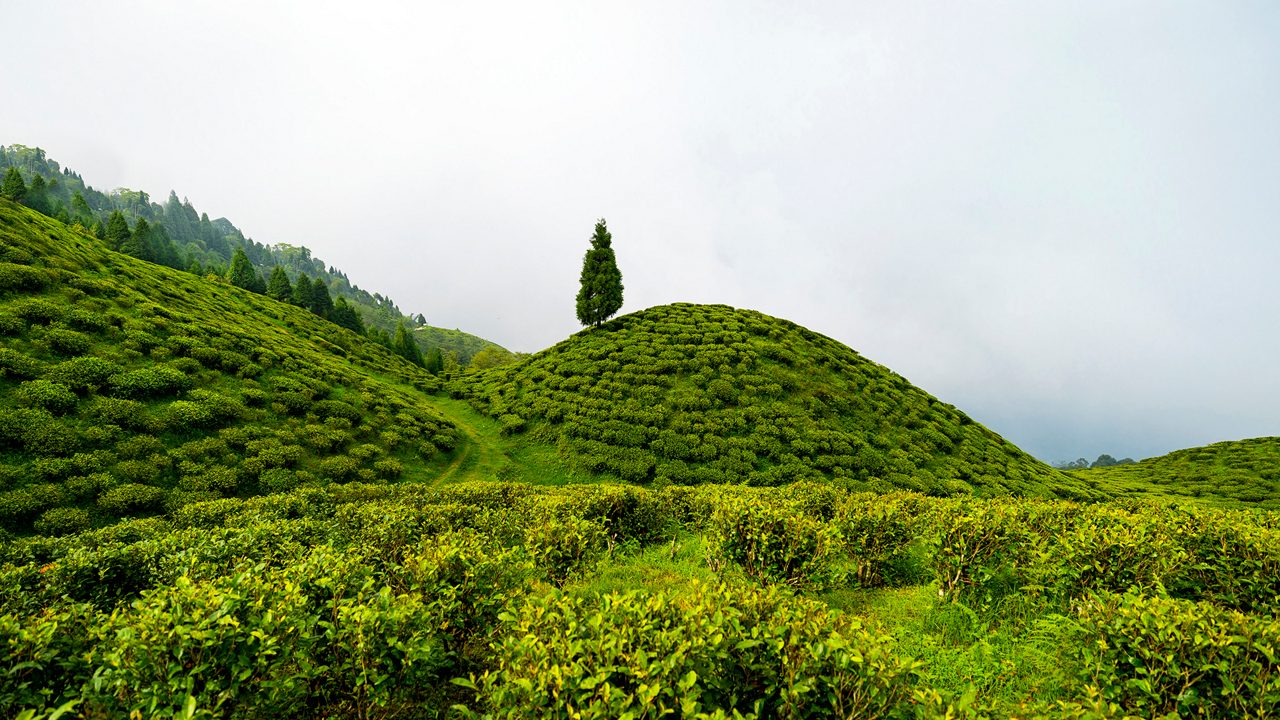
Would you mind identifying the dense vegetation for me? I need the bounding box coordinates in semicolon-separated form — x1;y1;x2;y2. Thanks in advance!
1078;436;1280;509
3;479;1277;718
0;144;505;364
0;199;458;536
4;149;1277;718
455;303;1095;498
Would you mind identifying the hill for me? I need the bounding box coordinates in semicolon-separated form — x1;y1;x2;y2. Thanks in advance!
0;144;507;363
454;303;1094;498
0;198;459;536
1075;436;1280;509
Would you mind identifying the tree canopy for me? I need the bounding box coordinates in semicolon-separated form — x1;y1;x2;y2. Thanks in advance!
575;219;624;328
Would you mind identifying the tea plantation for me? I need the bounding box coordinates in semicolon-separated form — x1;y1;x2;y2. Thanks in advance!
1078;436;1280;510
3;480;1278;718
3;197;1279;717
0;199;458;537
453;303;1098;499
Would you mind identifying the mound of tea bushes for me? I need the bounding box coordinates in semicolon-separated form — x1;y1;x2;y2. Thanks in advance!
453;303;1095;499
0;200;457;535
1079;436;1280;510
3;480;1276;718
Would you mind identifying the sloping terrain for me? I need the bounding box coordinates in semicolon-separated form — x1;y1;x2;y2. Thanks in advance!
1077;436;1280;509
0;199;458;535
0;144;508;363
455;303;1093;498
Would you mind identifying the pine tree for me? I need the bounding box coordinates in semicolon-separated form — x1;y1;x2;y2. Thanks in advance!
104;211;132;251
0;167;26;201
227;247;258;290
575;218;624;327
330;297;365;334
291;274;312;307
310;280;334;317
266;266;293;302
393;322;425;366
121;217;154;261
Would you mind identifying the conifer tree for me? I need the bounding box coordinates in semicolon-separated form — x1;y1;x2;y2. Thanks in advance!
575;218;624;328
425;347;444;375
393;322;425;366
227;247;258;290
330;297;365;334
104;211;132;251
121;217;154;261
266;266;293;302
310;280;334;317
1;167;26;201
291;274;312;307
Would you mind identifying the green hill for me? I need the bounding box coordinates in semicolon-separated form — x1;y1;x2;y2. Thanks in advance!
454;302;1092;499
1075;436;1280;509
0;198;459;536
0;144;507;363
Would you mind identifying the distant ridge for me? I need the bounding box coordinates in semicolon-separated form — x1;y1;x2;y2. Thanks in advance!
455;303;1094;498
1076;436;1280;509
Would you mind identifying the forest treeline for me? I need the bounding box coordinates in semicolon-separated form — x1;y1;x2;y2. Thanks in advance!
0;144;510;369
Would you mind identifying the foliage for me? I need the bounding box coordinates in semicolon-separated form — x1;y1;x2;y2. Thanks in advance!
1078;436;1280;509
575;218;624;328
454;302;1087;498
0;199;458;533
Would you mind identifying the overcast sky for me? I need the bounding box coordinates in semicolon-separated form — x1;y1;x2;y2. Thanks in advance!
4;1;1278;463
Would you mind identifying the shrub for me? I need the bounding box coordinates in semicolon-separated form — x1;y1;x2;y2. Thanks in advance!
1074;592;1280;718
16;380;77;414
44;355;120;391
97;483;165;516
314;399;362;424
460;581;918;719
260;468;301;493
65;307;112;332
39;326;93;356
34;506;92;536
107;366;192;399
0;347;44;379
319;455;360;482
21;418;82;457
708;493;842;589
9;298;62;324
158;400;214;430
372;458;403;480
0;484;67;526
84;397;149;429
522;501;609;586
0;262;48;291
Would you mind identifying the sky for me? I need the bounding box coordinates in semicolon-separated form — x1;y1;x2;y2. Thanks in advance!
4;1;1278;464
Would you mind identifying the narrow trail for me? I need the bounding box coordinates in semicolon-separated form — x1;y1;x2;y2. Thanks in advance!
424;396;516;486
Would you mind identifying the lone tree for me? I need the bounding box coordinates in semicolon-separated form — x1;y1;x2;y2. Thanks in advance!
575;218;624;327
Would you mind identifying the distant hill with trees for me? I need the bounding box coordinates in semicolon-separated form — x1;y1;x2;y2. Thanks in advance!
0;144;506;366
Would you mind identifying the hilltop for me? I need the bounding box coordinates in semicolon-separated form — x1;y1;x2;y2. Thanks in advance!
1076;436;1280;509
455;303;1095;499
0;198;459;535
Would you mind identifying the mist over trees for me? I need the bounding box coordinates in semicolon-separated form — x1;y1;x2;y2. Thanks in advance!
0;143;505;365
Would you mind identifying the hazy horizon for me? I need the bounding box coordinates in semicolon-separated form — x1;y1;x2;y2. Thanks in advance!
4;2;1278;464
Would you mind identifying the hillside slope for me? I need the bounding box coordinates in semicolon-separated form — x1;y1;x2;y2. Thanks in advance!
1076;436;1280;509
0;199;459;535
0;144;507;363
455;303;1092;498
